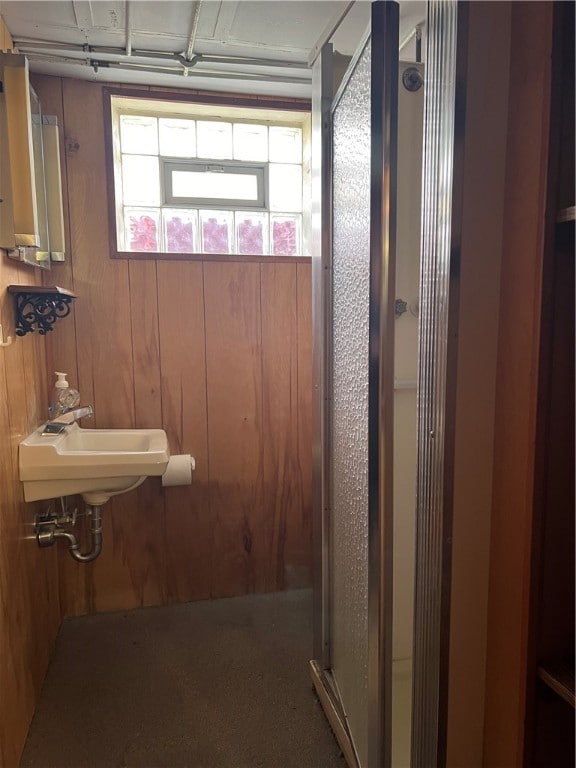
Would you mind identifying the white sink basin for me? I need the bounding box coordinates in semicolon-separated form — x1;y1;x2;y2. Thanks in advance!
19;423;170;504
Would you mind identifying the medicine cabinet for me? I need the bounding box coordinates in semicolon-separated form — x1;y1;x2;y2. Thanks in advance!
0;53;66;268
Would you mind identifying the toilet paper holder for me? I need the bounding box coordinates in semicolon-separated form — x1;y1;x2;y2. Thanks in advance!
162;454;195;487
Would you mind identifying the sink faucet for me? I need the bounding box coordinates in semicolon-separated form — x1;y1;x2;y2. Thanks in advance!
43;406;94;435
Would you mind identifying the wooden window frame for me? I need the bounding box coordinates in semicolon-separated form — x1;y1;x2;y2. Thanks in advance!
103;87;312;263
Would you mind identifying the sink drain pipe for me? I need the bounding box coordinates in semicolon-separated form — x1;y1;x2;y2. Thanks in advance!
36;504;103;563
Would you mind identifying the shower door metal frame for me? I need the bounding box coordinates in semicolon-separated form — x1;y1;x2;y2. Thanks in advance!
311;41;334;675
310;3;399;767
365;5;398;765
312;2;470;767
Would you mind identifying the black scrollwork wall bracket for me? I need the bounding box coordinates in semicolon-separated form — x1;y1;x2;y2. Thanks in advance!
7;286;76;336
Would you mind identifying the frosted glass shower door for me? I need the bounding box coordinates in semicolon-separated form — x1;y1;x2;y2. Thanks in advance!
331;36;372;768
329;4;399;767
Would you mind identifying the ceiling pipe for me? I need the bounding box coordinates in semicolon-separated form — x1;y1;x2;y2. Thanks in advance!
125;0;132;57
182;0;202;75
13;38;309;69
191;54;308;70
22;50;311;84
90;59;310;83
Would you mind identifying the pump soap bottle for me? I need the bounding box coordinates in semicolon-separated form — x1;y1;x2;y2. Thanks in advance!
48;372;80;419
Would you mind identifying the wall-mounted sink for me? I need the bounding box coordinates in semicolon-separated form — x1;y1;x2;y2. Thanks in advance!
19;423;170;505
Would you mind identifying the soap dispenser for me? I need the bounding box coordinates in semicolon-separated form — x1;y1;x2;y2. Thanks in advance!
48;372;80;419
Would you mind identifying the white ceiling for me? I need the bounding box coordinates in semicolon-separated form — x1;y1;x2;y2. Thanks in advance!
0;1;426;96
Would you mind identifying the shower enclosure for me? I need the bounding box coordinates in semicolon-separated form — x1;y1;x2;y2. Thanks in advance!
310;2;462;767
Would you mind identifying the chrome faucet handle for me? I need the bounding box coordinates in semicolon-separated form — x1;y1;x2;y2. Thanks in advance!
42;405;94;435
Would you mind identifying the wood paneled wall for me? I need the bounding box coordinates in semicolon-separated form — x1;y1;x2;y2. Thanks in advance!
32;75;313;617
0;19;62;768
0;261;62;768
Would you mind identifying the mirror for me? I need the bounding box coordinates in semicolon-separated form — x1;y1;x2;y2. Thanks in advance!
0;53;51;270
29;85;50;268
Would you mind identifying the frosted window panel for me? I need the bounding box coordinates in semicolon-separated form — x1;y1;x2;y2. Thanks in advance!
172;170;258;201
122;155;160;205
269;164;302;212
120;115;158;155
233;124;268;161
163;209;197;253
196;121;233;159
271;214;300;256
330;39;372;768
269;126;302;163
159;118;196;157
125;208;160;251
200;210;233;254
236;212;267;255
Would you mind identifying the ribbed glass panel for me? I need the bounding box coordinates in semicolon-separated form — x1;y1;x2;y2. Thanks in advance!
412;1;458;764
391;61;425;768
331;38;372;768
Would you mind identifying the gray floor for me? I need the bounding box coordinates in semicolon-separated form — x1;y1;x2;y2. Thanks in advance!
21;590;345;768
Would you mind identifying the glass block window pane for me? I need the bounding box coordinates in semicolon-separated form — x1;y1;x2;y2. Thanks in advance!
271;214;300;256
120;115;158;155
125;208;160;251
196;121;233;159
269;164;302;212
236;212;268;255
200;210;233;254
163;209;197;253
112;96;309;257
172;169;259;202
159;118;196;157
233;124;268;161
122;155;160;205
269;126;302;163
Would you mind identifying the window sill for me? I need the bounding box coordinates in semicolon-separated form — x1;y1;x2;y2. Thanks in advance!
111;250;311;264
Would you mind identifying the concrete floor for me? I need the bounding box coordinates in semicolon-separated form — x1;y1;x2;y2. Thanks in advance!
21;590;345;768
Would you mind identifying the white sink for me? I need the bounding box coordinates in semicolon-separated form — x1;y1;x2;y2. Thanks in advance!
19;423;170;505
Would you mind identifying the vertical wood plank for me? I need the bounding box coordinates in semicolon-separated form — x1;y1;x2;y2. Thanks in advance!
61;79;134;428
116;259;167;606
445;5;511;765
58;78;137;614
30;75;87;616
483;4;555;766
260;262;308;589
0;262;61;768
157;261;211;602
297;262;313;584
204;262;264;596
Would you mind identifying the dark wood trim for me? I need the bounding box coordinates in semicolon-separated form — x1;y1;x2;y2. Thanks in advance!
102;85;119;264
103;85;311;112
111;251;312;263
7;284;75;296
526;3;575;764
523;4;567;762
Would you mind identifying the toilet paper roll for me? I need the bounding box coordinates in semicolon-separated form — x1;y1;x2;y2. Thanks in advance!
162;454;195;487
